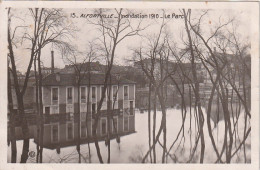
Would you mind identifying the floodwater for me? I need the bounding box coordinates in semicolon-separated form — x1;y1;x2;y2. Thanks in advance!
7;106;250;163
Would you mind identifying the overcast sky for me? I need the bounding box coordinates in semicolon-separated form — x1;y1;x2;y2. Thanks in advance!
9;8;250;73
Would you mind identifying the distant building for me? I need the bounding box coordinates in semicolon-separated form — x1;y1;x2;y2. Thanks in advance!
42;51;60;76
133;58;203;109
200;50;251;101
9;50;60;112
61;61;103;74
134;58;203;85
41;67;59;76
8;69;36;111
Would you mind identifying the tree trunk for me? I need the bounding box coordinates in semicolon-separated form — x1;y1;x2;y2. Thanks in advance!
8;22;30;163
77;81;81;163
148;82;152;163
8;68;17;163
19;95;30;163
34;55;40;163
107;75;112;163
37;49;44;163
152;91;157;163
183;9;205;163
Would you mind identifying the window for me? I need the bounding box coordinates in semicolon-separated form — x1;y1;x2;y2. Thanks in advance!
124;117;128;132
52;88;58;101
66;104;73;113
113;86;118;101
45;107;50;115
52;124;59;143
81;122;87;138
112;118;118;133
101;119;107;135
52;106;59;114
92;103;96;114
124;86;128;100
101;86;106;101
81;87;86;100
67;87;72;100
81;112;86;120
130;101;134;116
67;122;74;141
92;120;97;136
92;87;96;99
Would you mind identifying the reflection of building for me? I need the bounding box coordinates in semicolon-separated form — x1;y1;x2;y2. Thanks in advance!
33;119;130;149
40;72;136;143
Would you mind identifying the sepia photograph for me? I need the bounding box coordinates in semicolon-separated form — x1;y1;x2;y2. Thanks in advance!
1;1;258;166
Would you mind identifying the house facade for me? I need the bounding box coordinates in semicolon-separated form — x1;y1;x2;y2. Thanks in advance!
39;72;136;147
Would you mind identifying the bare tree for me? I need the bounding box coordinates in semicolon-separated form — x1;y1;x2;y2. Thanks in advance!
87;8;147;163
8;8;76;163
134;9;251;164
61;41;98;163
182;9;251;163
133;15;175;163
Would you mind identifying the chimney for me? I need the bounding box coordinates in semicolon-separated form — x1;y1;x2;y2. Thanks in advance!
51;50;54;74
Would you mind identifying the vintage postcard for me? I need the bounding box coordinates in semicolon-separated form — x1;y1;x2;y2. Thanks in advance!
0;1;259;170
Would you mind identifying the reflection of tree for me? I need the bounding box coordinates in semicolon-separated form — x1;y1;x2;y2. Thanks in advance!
45;149;91;163
129;145;147;163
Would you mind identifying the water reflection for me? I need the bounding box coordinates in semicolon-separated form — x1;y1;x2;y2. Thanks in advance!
8;112;135;152
7;99;245;163
202;98;243;125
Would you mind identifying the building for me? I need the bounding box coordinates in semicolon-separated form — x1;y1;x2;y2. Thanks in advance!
8;48;137;148
37;72;136;147
8;51;60;113
61;61;103;74
8;69;36;112
200;50;251;100
133;58;203;109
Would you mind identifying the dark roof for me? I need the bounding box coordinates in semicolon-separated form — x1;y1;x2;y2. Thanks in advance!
62;62;134;75
42;72;135;86
62;62;103;73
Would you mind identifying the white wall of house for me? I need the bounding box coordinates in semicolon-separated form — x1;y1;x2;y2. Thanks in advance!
41;83;135;115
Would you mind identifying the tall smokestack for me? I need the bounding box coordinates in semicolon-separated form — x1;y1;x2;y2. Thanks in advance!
51;50;54;74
